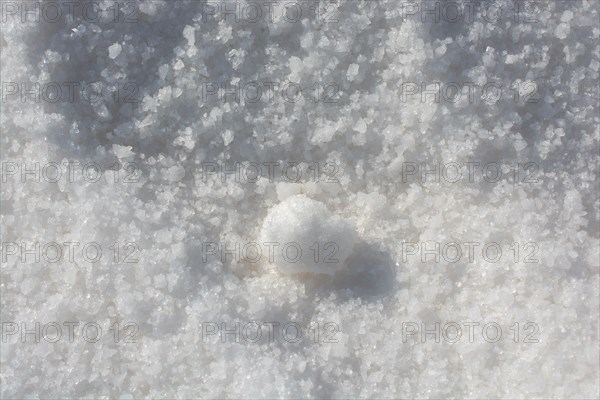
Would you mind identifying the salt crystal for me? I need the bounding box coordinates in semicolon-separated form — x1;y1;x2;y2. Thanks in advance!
222;130;234;146
173;59;185;70
355;119;367;134
112;144;134;159
108;43;122;59
555;23;569;39
183;25;196;46
347;63;359;81
561;10;574;22
165;165;185;182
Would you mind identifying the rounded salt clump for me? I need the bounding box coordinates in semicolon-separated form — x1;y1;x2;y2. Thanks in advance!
259;195;357;275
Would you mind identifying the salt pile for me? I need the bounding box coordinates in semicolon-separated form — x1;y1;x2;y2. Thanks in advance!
0;0;599;398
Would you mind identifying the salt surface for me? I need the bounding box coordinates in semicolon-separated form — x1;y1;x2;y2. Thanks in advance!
0;0;598;398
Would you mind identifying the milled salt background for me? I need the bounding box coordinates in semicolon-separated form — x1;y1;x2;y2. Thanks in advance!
0;0;599;398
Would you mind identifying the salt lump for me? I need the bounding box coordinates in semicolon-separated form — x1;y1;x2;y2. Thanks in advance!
260;195;357;275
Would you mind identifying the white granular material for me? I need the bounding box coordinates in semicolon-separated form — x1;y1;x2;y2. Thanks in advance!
0;0;598;398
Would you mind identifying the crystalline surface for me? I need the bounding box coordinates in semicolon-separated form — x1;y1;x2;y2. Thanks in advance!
0;0;598;398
